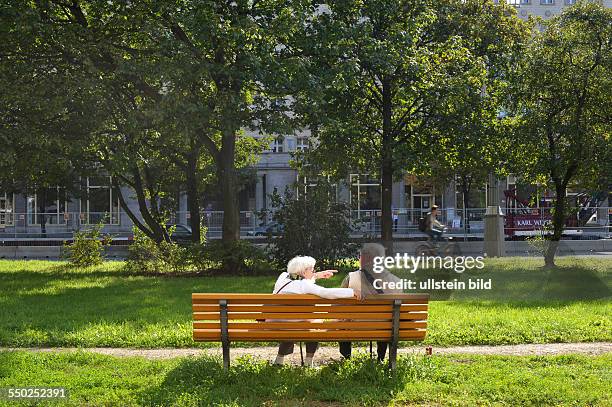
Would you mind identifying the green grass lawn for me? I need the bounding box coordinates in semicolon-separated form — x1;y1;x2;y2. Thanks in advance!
0;351;610;406
0;258;610;348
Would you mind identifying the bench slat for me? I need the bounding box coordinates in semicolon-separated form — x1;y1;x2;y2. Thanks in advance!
193;329;426;341
192;293;429;305
193;321;427;330
194;312;389;320
192;304;428;313
193;311;428;321
193;298;428;305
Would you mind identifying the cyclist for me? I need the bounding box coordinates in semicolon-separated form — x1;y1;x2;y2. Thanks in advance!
426;205;445;244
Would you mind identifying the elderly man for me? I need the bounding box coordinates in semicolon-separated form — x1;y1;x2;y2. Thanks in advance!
272;255;356;367
339;243;402;362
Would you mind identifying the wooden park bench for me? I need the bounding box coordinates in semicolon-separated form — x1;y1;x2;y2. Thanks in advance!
192;293;429;370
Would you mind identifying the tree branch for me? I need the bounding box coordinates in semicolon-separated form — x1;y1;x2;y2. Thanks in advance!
111;177;156;240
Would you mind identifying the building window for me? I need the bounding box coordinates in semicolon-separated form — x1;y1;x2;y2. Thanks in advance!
540;0;554;4
500;0;527;5
296;175;337;201
564;0;576;4
0;193;14;226
520;0;531;5
286;137;296;152
239;180;257;211
455;185;487;209
81;177;120;225
296;136;309;152
404;175;441;222
455;177;487;209
271;137;284;153
27;187;67;225
350;174;381;211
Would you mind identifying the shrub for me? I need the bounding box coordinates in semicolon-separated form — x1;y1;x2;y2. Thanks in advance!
189;240;273;275
126;224;273;275
63;222;112;267
266;181;358;269
526;221;554;257
125;227;190;274
178;218;272;274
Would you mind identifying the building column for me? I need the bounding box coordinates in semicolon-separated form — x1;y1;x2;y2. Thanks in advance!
487;173;501;207
179;191;188;226
256;173;266;212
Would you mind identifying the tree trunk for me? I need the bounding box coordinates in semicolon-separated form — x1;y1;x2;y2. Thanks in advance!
219;129;240;244
461;181;470;241
380;78;394;254
130;167;169;243
112;178;158;241
544;183;567;268
185;154;201;244
39;188;47;238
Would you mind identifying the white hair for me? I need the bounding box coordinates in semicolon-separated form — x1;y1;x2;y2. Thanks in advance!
361;243;386;259
287;256;316;278
361;243;386;275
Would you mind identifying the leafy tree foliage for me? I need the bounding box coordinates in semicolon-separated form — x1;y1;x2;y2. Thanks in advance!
294;0;526;249
1;0;298;250
267;181;357;269
418;0;530;230
505;2;611;267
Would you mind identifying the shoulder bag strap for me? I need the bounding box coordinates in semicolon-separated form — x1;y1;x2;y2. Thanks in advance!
274;280;293;294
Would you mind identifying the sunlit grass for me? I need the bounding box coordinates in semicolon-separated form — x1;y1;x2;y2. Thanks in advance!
0;258;610;348
0;351;610;406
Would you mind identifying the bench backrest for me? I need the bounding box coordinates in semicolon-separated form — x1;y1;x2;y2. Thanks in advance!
192;293;429;342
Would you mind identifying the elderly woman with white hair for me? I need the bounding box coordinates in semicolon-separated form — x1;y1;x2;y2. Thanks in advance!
272;255;356;366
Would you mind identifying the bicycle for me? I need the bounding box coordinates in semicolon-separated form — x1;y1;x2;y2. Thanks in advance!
415;229;461;256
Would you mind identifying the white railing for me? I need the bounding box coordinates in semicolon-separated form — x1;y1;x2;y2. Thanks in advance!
0;207;610;240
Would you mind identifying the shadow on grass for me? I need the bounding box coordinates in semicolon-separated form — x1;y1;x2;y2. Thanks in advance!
1;271;272;313
539;267;611;301
401;265;611;304
0;269;276;347
0;267;347;333
138;354;430;406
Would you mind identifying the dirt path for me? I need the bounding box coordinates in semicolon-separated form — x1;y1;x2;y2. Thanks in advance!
3;343;610;364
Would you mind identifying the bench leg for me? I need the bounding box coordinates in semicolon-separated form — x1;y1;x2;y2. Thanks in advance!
219;299;230;370
388;342;398;371
222;341;230;370
388;299;401;372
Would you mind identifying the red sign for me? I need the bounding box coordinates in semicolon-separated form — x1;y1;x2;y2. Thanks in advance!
505;214;552;235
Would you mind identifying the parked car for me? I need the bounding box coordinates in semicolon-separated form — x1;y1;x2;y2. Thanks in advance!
167;224;193;243
585;213;598;226
247;222;284;237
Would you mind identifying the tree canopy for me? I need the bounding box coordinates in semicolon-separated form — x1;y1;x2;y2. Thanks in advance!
294;0;529;248
1;0;305;246
505;1;611;266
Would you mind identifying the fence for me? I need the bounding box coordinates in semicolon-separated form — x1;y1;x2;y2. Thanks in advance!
0;212;131;241
0;208;610;241
348;207;611;239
